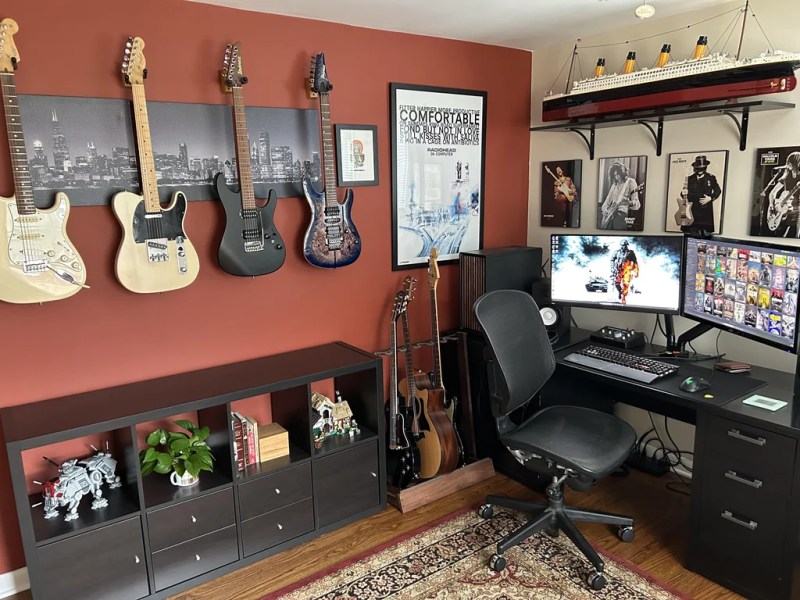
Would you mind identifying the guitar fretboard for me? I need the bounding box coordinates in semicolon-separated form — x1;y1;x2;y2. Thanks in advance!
130;83;161;213
0;71;35;214
430;285;444;391
319;93;338;208
231;87;255;210
389;317;399;448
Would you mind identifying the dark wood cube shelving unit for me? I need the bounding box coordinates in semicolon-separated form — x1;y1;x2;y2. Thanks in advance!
1;341;385;600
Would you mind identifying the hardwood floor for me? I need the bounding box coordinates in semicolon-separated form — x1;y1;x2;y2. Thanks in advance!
4;469;741;600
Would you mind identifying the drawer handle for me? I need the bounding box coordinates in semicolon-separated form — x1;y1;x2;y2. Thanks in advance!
370;472;377;478
191;515;197;523
134;555;140;564
721;510;757;531
724;470;763;489
277;523;283;530
727;428;766;446
195;554;201;561
275;488;281;494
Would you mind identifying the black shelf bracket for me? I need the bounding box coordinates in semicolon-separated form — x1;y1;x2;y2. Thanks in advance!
633;117;664;156
719;105;750;151
566;126;595;160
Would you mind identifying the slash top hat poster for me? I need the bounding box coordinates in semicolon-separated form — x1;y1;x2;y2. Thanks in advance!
541;160;581;228
750;145;800;238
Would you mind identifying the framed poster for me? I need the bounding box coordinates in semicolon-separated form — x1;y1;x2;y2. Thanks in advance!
750;145;800;238
335;124;378;186
597;155;647;231
541;160;581;228
390;83;486;270
665;151;728;234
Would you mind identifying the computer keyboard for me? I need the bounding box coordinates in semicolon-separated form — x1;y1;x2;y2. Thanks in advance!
563;345;678;384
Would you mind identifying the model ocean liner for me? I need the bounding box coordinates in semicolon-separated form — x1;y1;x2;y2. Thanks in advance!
543;14;800;122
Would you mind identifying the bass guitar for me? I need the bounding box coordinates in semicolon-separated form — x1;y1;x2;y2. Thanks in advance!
416;248;459;478
767;181;800;232
215;42;285;276
386;288;418;488
673;174;694;227
544;165;575;202
0;18;88;303
113;36;200;293
302;53;361;268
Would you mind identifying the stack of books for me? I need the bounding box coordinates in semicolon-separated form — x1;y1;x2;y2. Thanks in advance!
231;412;289;472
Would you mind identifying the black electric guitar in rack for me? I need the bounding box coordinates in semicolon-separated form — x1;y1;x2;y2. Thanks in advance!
302;52;361;269
0;18;88;303
113;36;200;293
214;42;285;276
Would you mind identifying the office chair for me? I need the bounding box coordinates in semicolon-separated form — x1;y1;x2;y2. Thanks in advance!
474;290;636;590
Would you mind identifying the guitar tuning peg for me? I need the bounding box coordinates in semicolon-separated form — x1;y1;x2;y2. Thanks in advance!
126;39;133;47
124;48;130;55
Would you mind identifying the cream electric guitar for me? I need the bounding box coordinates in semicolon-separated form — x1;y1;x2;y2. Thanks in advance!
113;37;199;293
0;18;87;303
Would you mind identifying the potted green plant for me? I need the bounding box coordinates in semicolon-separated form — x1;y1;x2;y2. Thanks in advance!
140;420;214;487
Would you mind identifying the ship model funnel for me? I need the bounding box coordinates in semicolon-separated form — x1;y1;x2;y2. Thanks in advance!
657;44;671;68
622;51;636;74
693;36;708;60
593;58;606;77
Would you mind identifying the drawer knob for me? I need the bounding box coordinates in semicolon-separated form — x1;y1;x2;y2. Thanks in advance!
724;470;763;489
277;523;283;530
195;554;201;561
134;555;140;564
275;488;281;494
370;472;377;478
727;428;766;446
721;510;757;531
191;515;197;523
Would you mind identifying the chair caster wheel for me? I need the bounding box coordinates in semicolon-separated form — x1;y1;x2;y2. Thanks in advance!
544;526;559;538
618;525;635;542
479;504;494;519
587;570;607;590
489;553;506;572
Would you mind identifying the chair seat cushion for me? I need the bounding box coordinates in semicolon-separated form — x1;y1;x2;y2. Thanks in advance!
499;405;635;479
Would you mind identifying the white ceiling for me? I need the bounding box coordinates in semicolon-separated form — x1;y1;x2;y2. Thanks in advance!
188;0;733;51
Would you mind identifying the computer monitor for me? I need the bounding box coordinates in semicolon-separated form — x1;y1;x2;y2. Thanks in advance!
550;234;684;314
682;236;800;353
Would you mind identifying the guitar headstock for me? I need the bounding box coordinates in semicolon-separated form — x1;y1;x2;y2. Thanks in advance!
428;248;440;290
392;290;409;322
402;276;417;301
308;52;333;95
221;42;247;93
0;19;20;73
121;36;147;86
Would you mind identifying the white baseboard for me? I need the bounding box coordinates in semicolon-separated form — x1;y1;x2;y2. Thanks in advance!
0;567;29;599
643;440;693;481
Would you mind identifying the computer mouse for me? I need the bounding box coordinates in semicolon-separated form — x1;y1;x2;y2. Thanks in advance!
680;376;711;393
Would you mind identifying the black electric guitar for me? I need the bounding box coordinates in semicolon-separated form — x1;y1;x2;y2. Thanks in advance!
214;42;285;276
302;53;361;269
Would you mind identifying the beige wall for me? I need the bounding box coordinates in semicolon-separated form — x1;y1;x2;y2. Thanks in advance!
528;0;800;457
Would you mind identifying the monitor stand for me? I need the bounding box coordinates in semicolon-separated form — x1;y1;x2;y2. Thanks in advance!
661;314;713;356
589;325;645;349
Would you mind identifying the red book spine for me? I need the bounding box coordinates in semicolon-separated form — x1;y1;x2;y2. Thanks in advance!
245;418;256;466
231;415;245;472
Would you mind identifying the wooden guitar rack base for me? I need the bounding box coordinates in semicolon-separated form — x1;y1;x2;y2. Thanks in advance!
387;457;495;513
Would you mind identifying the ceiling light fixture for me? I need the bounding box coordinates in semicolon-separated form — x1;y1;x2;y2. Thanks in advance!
635;2;656;19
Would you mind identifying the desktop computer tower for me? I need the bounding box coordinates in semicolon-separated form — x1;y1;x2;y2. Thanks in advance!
459;246;543;332
531;277;571;341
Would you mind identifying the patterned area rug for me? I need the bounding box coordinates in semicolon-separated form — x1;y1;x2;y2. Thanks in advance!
268;508;688;599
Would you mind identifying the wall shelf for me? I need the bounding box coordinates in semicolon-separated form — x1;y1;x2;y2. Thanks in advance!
530;100;796;159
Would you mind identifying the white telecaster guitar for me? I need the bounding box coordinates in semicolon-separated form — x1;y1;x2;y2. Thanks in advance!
0;18;87;303
113;36;199;293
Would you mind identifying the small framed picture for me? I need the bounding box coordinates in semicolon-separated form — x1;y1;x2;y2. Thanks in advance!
597;155;647;231
750;145;800;238
335;124;378;187
665;150;728;234
541;160;581;228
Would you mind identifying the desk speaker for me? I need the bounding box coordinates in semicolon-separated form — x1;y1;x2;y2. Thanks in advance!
460;246;543;332
531;278;571;342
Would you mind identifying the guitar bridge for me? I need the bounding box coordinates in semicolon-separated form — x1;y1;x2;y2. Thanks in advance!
146;239;169;263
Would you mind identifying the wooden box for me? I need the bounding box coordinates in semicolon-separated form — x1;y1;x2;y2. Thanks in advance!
259;422;289;462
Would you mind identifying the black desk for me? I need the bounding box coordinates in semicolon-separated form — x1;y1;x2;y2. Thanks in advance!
544;330;800;600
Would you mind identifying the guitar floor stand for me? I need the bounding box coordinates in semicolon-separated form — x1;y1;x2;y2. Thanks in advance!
387;458;496;513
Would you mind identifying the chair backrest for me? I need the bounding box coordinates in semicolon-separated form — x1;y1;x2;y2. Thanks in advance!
474;289;556;418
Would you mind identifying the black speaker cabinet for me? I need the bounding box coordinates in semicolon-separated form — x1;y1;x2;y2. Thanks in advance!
531;278;571;342
460;246;543;332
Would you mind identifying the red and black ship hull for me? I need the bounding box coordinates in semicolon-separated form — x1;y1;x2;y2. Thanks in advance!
543;60;799;122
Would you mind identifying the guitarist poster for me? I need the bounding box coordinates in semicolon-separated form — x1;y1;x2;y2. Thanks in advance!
540;160;581;228
750;146;800;238
665;150;727;235
597;155;646;231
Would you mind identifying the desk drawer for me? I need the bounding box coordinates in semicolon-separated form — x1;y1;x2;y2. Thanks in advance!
313;441;380;528
147;488;235;552
701;460;790;516
152;524;238;591
705;416;795;470
239;462;312;520
241;497;315;557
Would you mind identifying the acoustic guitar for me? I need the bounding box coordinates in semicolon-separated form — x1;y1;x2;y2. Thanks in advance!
302;53;361;268
0;18;88;303
113;36;200;293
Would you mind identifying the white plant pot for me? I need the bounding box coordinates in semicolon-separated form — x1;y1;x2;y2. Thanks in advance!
170;471;200;487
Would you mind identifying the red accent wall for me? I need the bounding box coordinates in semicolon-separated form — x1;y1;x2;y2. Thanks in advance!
0;0;531;574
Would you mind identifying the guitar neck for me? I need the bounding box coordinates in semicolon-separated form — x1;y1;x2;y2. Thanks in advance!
231;87;255;210
388;318;399;448
319;93;338;208
400;310;417;398
429;286;444;391
0;71;35;214
130;83;161;213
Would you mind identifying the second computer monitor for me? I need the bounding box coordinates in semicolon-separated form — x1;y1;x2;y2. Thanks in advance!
550;234;684;314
